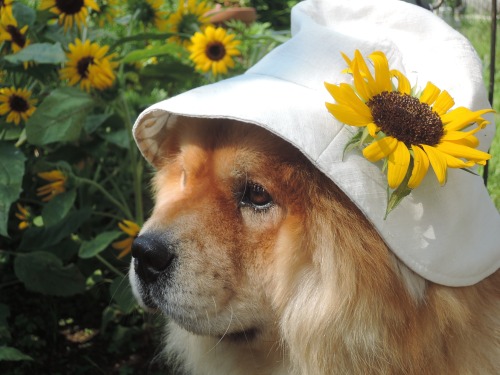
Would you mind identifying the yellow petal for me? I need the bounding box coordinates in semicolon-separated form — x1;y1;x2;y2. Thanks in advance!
362;136;398;162
324;82;372;120
387;141;410;189
435;141;491;163
370;51;392;94
391;69;411;95
325;103;372;126
408;145;430;188
442;107;494;131
420;82;440;105
432;90;455;115
421;144;448;185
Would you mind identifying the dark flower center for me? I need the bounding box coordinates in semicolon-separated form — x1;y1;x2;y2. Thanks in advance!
367;91;444;146
9;94;29;113
206;42;226;61
7;25;26;48
77;56;94;78
55;0;85;15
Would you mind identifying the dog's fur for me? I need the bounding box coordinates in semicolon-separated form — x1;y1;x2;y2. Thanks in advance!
130;119;500;375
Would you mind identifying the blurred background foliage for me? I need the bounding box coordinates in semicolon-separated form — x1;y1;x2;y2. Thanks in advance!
0;0;497;374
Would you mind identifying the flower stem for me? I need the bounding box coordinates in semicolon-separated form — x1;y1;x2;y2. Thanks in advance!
119;94;144;226
77;177;133;219
96;254;125;278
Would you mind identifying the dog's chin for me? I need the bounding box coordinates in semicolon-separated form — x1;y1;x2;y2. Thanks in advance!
129;269;261;341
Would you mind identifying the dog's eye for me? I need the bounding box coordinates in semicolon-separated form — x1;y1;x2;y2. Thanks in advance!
241;182;273;209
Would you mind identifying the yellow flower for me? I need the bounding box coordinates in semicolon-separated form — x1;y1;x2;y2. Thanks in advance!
188;25;241;76
0;87;37;125
0;13;31;54
130;0;168;31
112;220;141;259
15;203;31;230
60;38;118;92
39;0;100;31
0;0;13;20
36;170;67;202
167;0;211;47
92;0;121;28
325;50;492;193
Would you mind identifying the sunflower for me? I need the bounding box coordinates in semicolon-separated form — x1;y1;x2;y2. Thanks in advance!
112;220;141;258
325;50;492;213
92;0;121;28
0;87;37;125
15;203;31;230
0;13;31;54
39;0;100;31
188;25;241;76
0;0;13;19
36;170;67;202
60;38;118;92
167;0;211;47
129;0;168;31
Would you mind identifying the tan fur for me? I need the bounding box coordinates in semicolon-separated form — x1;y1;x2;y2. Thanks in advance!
131;119;500;375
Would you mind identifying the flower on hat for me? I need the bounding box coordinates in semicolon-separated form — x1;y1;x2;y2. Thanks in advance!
0;86;37;125
112;220;141;258
325;50;492;216
167;0;212;47
188;25;241;76
60;38;118;92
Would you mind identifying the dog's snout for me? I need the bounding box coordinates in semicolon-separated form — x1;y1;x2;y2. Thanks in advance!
132;234;175;282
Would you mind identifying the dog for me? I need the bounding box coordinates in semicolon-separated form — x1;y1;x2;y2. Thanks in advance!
129;117;500;374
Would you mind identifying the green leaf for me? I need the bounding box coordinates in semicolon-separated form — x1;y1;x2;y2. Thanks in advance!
4;43;66;64
0;346;33;362
14;251;86;297
342;130;363;161
140;60;195;82
121;43;185;63
0;142;26;238
101;129;130;149
84;113;112;135
110;276;137;314
41;189;77;228
12;2;36;28
385;159;414;219
79;231;122;259
19;209;91;251
26;88;94;146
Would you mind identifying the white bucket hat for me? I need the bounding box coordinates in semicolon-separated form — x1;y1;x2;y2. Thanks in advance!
133;0;500;287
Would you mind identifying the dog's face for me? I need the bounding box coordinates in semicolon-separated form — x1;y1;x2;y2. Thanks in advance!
130;119;317;340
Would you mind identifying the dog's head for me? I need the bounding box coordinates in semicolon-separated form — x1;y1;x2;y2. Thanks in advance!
129;117;408;340
130;119;321;339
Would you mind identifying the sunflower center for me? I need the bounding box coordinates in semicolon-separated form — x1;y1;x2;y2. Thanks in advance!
206;42;226;61
7;25;26;48
9;94;29;113
367;91;444;146
77;56;94;78
55;0;85;15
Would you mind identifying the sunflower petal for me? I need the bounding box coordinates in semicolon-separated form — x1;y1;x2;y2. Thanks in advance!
436;141;491;163
362;136;398;162
387;141;410;189
370;51;392;94
391;69;411;95
421;144;448;185
408;146;430;188
432;90;455;115
420;82;440;105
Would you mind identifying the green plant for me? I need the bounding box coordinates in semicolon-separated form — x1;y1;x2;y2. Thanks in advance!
0;0;288;372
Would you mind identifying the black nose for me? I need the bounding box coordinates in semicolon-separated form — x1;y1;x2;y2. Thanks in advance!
131;234;176;282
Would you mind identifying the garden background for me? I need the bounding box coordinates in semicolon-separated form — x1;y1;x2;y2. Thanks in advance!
0;0;498;374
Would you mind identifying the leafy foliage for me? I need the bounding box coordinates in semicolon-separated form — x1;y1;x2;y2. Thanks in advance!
0;0;291;372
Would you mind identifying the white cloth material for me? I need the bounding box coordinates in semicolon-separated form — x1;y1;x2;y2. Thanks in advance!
133;0;500;286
